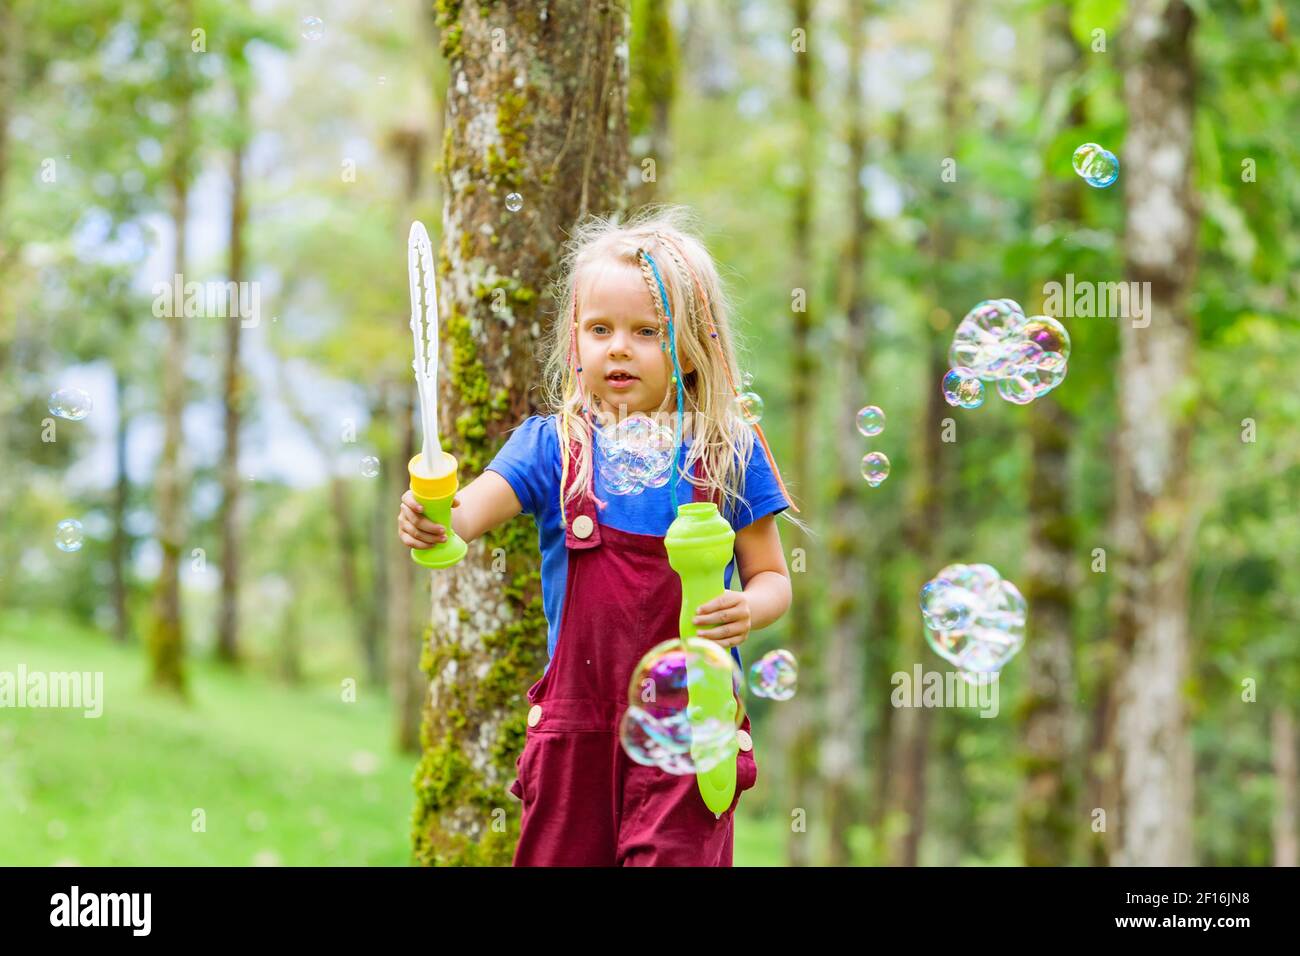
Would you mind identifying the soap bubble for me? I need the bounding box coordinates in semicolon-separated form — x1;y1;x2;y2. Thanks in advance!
300;16;324;40
996;373;1038;405
942;367;985;409
948;300;1070;405
920;580;978;631
621;637;746;775
748;649;798;701
860;451;890;487
919;563;1026;679
597;414;676;496
360;456;380;478
505;191;523;212
855;405;885;437
741;371;754;388
48;387;92;421
1072;142;1119;188
736;391;764;425
55;519;84;553
948;299;1028;379
1022;316;1071;361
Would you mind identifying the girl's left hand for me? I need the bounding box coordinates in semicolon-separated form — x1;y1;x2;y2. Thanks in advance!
693;592;752;648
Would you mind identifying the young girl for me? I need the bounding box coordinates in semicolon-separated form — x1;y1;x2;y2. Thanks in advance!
397;207;798;866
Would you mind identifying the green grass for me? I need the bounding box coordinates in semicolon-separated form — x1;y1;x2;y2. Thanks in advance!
0;610;789;866
0;611;414;866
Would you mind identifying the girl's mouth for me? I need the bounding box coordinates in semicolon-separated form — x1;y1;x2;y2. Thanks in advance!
606;372;638;389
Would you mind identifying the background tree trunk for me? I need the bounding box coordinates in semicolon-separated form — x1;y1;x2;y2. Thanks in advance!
780;0;818;869
1112;0;1199;867
216;75;250;665
386;121;429;754
1019;3;1080;866
413;0;629;866
147;3;194;695
886;0;968;867
823;0;870;868
111;365;131;643
629;0;677;207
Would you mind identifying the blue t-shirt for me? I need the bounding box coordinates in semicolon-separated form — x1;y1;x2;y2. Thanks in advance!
485;414;790;672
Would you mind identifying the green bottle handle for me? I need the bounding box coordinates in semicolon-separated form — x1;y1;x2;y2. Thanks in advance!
410;488;468;568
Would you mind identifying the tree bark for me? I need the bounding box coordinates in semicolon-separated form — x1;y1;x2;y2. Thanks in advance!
413;0;628;866
1112;0;1199;867
1019;4;1080;867
823;0;869;868
216;78;249;665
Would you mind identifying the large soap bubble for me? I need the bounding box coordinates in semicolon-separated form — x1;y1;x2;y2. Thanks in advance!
621;637;745;775
920;563;1026;682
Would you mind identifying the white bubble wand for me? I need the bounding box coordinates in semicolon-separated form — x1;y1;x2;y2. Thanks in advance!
405;220;467;567
409;221;442;475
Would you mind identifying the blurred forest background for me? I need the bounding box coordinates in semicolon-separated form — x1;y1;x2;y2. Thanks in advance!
1;0;1297;866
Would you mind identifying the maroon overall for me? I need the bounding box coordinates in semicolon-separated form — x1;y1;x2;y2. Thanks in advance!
509;439;758;866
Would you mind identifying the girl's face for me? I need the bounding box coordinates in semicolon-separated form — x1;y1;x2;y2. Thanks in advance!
575;257;690;417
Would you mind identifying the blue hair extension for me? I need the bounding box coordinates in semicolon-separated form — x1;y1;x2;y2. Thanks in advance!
639;250;687;516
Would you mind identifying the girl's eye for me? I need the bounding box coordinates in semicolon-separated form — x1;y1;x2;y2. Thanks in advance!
592;325;609;335
639;327;658;336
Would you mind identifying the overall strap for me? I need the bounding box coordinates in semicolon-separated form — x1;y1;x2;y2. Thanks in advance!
561;434;603;550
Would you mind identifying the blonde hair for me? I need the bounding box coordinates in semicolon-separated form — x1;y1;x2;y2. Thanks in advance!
539;204;798;531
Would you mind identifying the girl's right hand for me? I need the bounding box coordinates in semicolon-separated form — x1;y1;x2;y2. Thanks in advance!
398;490;458;550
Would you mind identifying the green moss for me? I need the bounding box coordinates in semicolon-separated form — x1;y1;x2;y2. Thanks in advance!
485;90;531;190
434;0;464;61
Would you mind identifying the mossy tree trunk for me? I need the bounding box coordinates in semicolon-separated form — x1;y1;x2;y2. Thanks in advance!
413;0;629;866
1112;0;1199;867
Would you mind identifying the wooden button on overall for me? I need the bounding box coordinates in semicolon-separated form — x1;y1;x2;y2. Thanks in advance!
527;704;543;727
572;515;594;539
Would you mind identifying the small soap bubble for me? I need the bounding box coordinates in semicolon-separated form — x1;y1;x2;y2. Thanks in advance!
300;16;324;40
48;387;92;421
748;649;798;701
1072;142;1119;188
855;405;885;437
736;391;764;425
860;451;890;487
741;371;754;388
1022;316;1071;361
942;367;985;409
996;374;1038;406
505;191;523;212
55;519;84;553
360;456;380;478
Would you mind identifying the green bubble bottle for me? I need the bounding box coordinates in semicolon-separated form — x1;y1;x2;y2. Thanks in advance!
664;501;741;817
